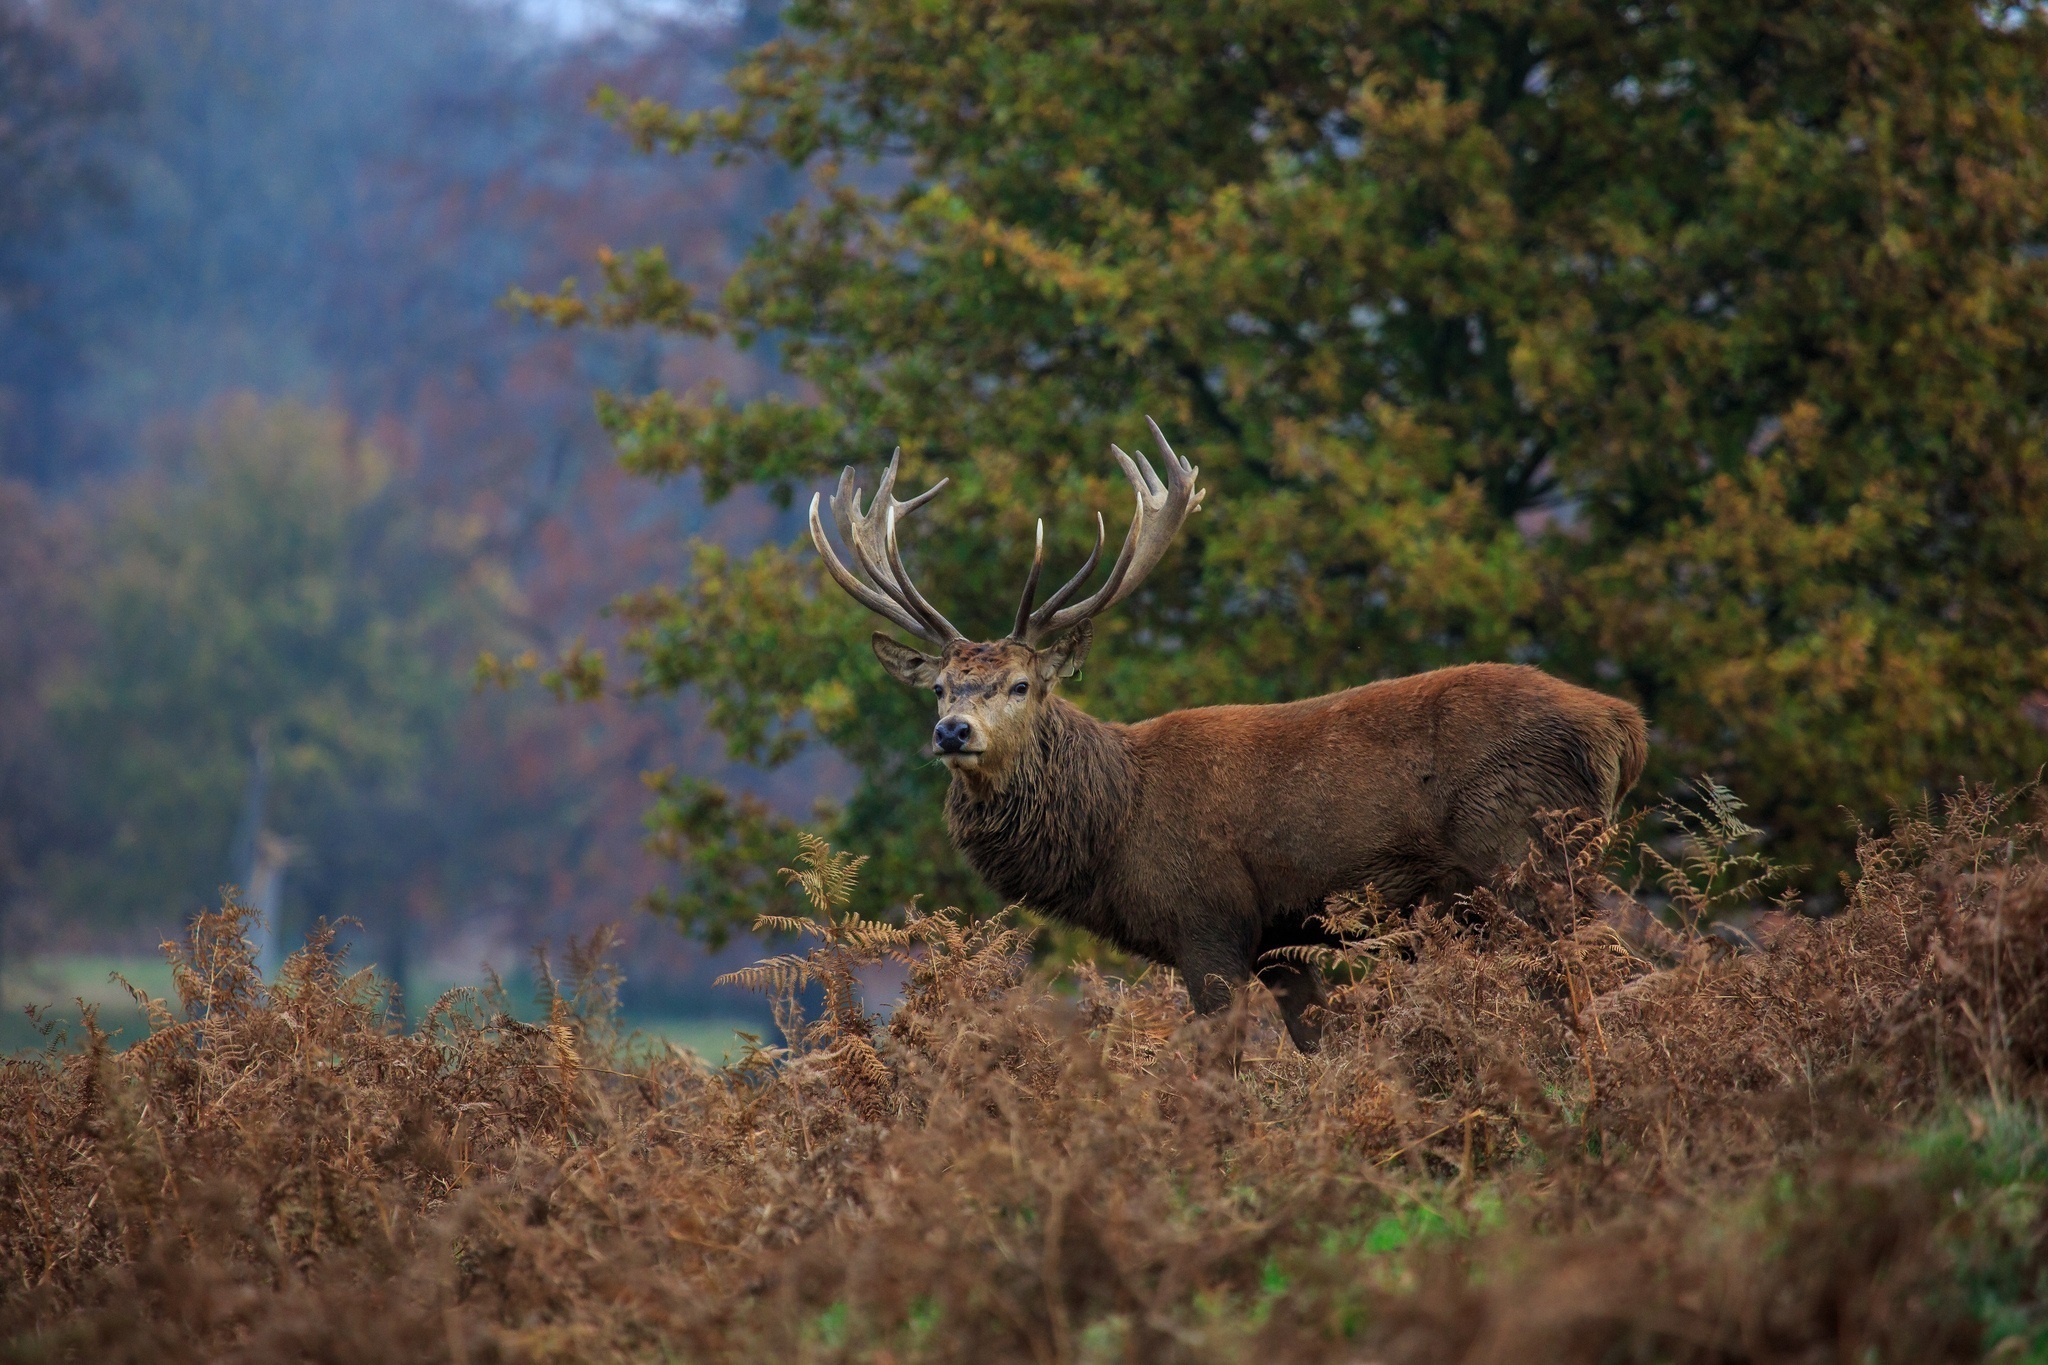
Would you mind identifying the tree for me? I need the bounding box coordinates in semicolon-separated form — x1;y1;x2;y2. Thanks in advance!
0;0;125;483
0;482;89;998
42;399;500;993
543;0;2048;927
6;0;803;959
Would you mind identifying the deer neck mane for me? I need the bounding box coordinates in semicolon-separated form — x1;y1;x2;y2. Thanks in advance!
944;697;1132;921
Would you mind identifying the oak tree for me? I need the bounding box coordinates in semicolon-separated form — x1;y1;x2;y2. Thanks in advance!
553;0;2048;925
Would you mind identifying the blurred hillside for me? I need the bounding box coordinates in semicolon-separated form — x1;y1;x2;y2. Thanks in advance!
0;0;813;1025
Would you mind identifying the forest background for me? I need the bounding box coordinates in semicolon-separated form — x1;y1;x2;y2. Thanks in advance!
0;0;814;1048
4;0;2048;1047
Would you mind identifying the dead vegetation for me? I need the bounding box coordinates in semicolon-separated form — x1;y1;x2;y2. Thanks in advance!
2;788;2046;1362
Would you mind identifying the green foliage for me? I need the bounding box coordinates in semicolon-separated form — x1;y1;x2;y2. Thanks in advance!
576;0;2048;933
640;769;798;948
503;244;719;335
1914;1105;2048;1354
42;398;497;927
617;542;986;922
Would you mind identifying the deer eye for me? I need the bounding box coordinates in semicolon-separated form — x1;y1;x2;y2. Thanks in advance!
932;683;944;697
1010;681;1030;697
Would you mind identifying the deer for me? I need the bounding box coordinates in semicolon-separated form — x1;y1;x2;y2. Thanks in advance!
809;418;1648;1052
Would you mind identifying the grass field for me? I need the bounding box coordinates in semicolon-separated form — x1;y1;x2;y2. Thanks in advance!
1;955;760;1065
1;791;2045;1361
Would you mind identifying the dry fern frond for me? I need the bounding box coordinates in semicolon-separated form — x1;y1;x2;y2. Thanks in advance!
111;971;178;1035
714;954;818;997
547;990;582;1096
1644;776;1800;930
6;790;2048;1362
782;831;866;915
750;912;827;939
124;1018;199;1069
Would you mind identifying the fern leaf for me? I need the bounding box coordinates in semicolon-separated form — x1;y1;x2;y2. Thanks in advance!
780;833;868;915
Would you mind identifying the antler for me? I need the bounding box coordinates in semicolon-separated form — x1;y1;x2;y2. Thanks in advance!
812;423;1201;652
1011;416;1203;647
808;448;964;649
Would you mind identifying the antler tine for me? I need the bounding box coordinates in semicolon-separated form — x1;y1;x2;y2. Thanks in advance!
1021;511;1104;639
812;449;963;647
896;477;946;516
1030;417;1202;642
838;449;900;593
1070;442;1154;609
828;467;868;583
845;500;897;597
837;449;953;604
1146;414;1204;495
1010;519;1046;640
884;504;964;642
1028;448;1149;636
809;492;943;644
831;465;900;599
867;446;947;519
1014;448;1152;646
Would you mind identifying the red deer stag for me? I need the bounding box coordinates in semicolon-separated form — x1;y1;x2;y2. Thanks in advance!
810;419;1647;1051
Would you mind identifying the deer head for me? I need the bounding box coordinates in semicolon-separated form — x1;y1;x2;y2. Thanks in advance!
809;418;1203;778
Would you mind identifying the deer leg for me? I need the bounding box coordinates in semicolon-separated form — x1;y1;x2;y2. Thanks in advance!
1175;936;1256;1071
1257;958;1329;1054
1177;937;1252;1016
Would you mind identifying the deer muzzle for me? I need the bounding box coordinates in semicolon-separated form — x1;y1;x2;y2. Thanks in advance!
934;716;982;760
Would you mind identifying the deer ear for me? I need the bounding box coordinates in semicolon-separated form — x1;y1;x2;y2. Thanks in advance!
1038;620;1092;682
871;633;943;687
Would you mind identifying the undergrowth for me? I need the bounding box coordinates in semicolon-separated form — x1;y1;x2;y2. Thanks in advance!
2;788;2046;1361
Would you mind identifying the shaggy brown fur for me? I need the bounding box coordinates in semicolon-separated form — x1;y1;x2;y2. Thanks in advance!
873;627;1648;1050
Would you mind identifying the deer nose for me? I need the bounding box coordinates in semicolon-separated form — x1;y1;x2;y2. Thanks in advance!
933;717;975;753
